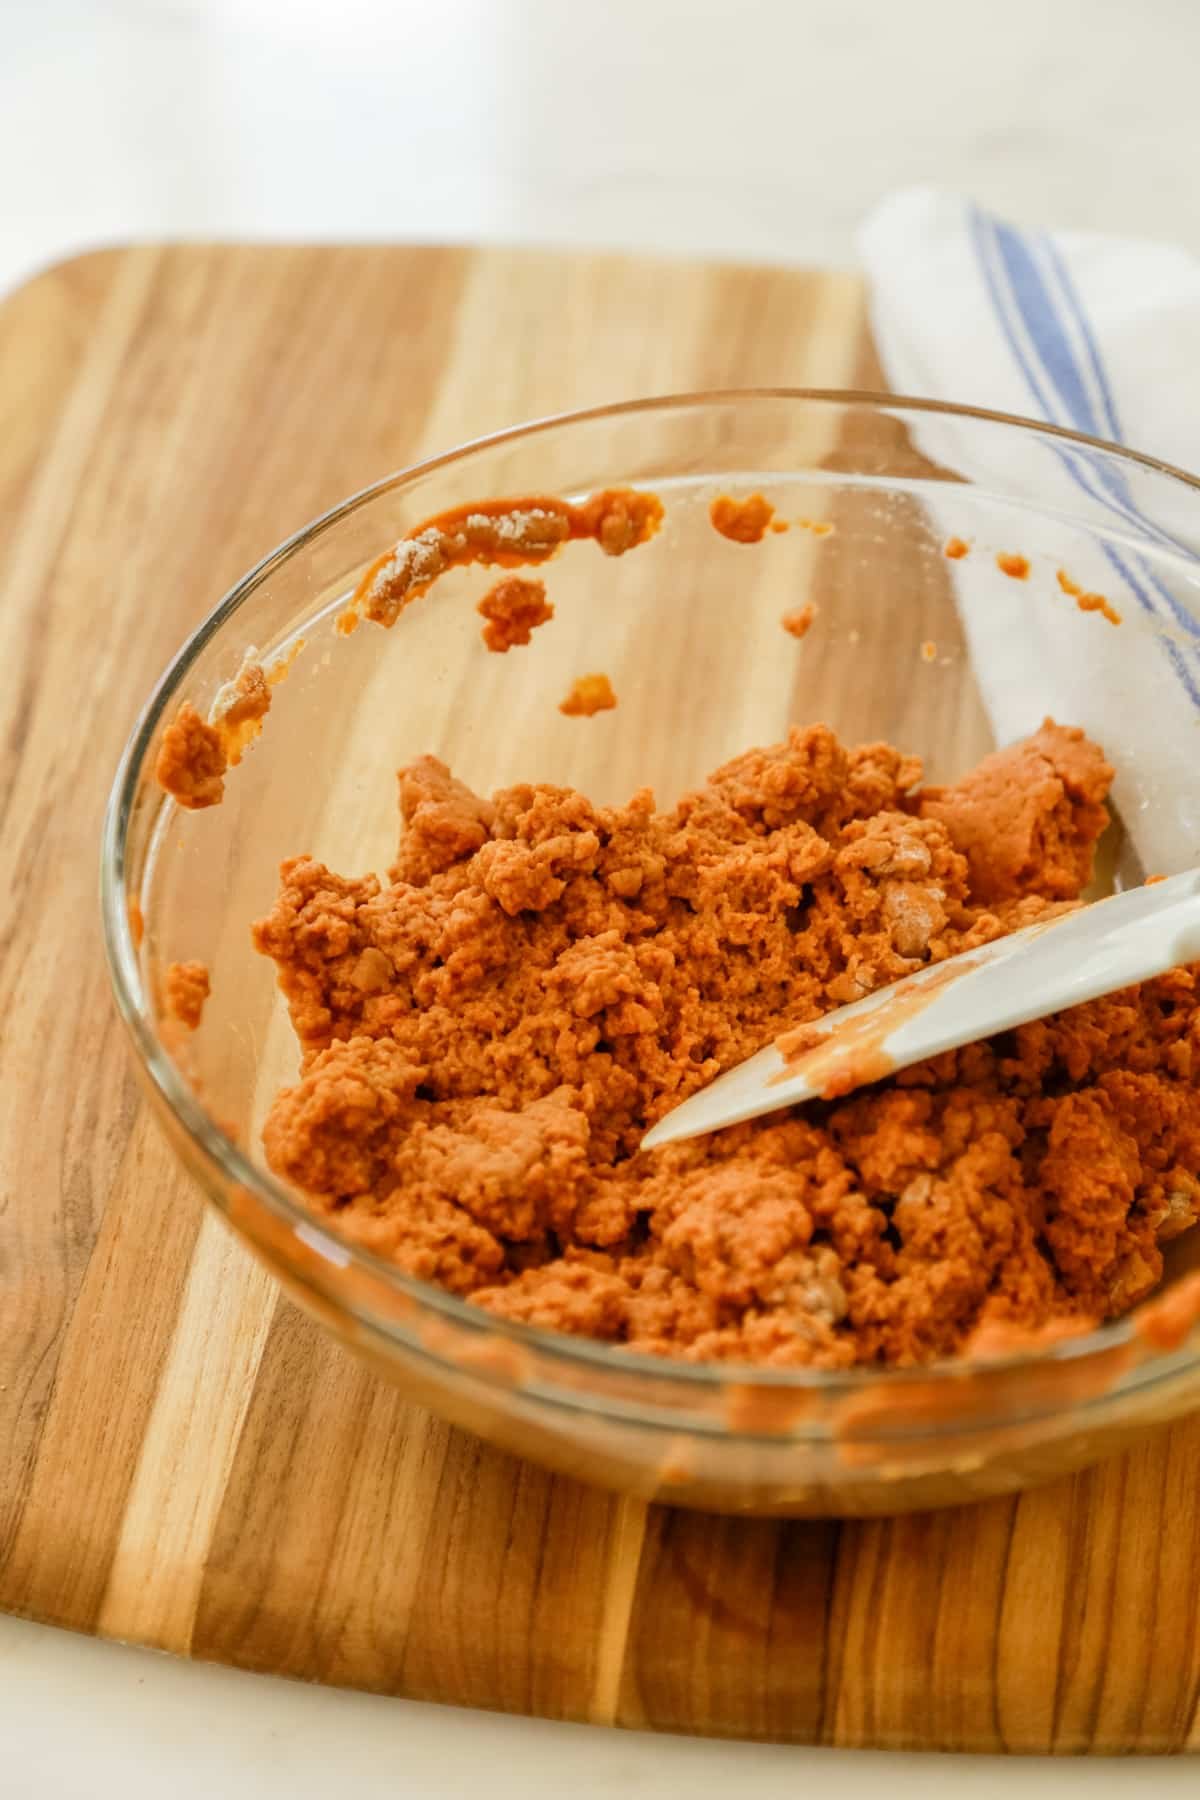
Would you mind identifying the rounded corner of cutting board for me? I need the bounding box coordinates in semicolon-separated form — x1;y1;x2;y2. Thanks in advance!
2;242;1199;1756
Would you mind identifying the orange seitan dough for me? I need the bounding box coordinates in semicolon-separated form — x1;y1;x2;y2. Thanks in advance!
1057;568;1122;626
164;960;210;1030
214;662;272;766
782;604;816;640
477;576;554;652
156;663;275;809
710;493;776;543
918;720;1112;905
156;704;227;810
996;552;1031;580
253;720;1200;1368
348;488;663;632
559;674;617;717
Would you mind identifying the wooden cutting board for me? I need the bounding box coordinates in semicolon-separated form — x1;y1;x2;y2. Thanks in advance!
3;243;1200;1755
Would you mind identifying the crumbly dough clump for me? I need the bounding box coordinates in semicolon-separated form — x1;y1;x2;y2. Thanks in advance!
559;673;617;717
164;960;210;1030
155;664;274;809
253;719;1200;1368
710;493;776;543
156;704;227;810
477;576;554;652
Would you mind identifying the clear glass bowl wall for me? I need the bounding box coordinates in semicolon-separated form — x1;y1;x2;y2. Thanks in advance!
103;392;1200;1515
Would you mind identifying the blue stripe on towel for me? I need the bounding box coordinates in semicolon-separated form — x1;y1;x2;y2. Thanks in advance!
1041;234;1123;444
992;220;1103;435
990;217;1199;576
1101;541;1200;708
968;209;1159;575
969;205;1200;689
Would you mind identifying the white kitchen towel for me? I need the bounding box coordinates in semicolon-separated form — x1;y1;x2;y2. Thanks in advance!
858;188;1200;872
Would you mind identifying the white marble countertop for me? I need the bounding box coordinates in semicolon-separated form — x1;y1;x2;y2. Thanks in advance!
6;2;1199;1792
8;0;1200;303
6;1610;1200;1799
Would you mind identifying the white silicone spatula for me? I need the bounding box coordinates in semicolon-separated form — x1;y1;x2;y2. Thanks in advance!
641;868;1200;1151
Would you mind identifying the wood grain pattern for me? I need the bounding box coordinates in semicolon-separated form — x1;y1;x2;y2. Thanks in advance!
2;244;1199;1754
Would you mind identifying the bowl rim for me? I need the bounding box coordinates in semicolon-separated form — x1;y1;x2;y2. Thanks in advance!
100;384;1200;1404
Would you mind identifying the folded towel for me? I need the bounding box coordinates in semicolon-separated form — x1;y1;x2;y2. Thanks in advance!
858;189;1200;874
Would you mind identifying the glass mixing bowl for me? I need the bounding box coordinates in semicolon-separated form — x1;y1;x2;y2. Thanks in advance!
102;391;1200;1516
